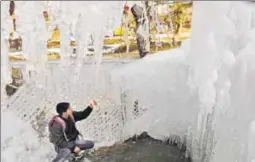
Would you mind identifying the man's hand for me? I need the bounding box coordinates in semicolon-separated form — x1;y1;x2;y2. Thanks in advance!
89;100;97;108
74;146;81;153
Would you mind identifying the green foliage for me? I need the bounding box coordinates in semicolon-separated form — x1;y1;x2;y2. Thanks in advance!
163;2;192;34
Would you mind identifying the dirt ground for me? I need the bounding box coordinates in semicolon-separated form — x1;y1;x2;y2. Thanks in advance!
86;134;190;162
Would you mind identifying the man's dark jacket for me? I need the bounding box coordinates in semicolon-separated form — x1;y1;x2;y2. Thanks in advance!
49;106;93;152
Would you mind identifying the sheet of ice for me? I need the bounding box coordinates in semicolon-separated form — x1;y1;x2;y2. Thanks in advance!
187;2;255;162
1;1;255;162
111;47;196;144
108;2;255;162
1;2;124;162
14;1;49;73
1;110;54;162
1;1;12;103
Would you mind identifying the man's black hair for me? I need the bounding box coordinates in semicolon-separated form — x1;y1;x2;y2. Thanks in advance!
56;102;70;115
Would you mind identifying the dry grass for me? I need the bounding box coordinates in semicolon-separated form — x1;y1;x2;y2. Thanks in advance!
9;55;26;61
8;28;191;61
47;54;61;60
104;38;124;45
9;54;61;61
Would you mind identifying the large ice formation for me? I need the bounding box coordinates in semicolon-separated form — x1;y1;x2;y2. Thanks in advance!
1;1;255;162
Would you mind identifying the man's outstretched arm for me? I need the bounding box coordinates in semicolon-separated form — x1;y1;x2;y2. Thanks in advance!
73;100;97;122
73;106;93;121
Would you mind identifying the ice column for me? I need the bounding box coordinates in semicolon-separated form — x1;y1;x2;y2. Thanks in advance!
1;1;12;103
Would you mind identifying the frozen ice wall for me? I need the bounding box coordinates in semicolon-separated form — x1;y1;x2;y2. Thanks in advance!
1;2;55;162
187;2;255;162
1;2;12;104
1;1;123;162
111;48;196;144
14;1;49;73
111;1;255;162
1;1;255;162
1;110;54;162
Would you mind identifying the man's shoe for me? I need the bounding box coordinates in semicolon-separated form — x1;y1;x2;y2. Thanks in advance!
74;150;85;159
140;52;148;58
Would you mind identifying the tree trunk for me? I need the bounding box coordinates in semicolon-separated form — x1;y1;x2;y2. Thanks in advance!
144;1;151;53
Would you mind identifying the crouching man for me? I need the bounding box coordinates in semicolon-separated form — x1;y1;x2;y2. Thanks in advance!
48;100;97;162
